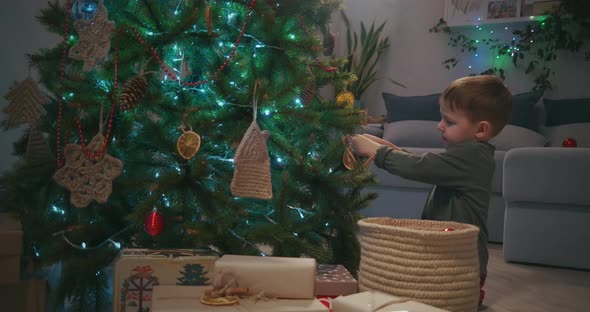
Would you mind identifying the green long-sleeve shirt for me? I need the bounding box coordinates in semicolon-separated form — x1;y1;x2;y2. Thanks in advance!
374;140;495;275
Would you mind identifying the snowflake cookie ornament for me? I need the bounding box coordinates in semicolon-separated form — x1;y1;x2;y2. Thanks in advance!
54;133;123;208
68;4;115;71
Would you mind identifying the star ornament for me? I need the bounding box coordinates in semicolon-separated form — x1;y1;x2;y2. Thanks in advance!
68;4;116;71
54;134;123;208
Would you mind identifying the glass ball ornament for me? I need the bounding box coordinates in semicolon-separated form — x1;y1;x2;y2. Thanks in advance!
144;209;165;236
562;137;577;148
71;0;99;21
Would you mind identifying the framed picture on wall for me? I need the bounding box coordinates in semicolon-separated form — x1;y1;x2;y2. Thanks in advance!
444;0;487;26
486;0;521;19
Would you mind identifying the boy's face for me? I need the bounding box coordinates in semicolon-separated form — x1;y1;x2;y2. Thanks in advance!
437;105;481;146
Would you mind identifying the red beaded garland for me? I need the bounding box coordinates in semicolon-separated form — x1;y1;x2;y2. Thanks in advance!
128;0;257;88
56;0;329;165
57;0;118;165
144;209;165;236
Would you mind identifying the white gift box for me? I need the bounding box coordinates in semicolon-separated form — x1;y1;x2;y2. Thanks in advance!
214;254;316;299
151;285;328;312
332;291;449;312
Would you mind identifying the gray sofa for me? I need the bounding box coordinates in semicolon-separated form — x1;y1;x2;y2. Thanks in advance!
360;120;590;247
503;147;590;270
360;92;590;269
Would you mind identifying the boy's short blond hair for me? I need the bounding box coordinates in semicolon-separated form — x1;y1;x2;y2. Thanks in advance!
440;75;512;137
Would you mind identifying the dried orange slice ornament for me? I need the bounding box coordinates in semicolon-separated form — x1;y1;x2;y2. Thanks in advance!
336;90;355;108
342;136;374;170
200;295;240;306
177;125;201;160
343;146;356;170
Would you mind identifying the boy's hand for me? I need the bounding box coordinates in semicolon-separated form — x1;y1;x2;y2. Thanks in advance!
362;134;402;151
349;135;382;157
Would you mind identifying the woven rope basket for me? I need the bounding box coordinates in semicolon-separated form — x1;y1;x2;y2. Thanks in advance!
358;217;480;312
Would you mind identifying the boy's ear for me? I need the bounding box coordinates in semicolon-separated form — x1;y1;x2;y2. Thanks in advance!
474;121;492;140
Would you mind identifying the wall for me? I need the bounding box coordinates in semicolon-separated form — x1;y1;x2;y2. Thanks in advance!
0;0;60;173
335;0;590;116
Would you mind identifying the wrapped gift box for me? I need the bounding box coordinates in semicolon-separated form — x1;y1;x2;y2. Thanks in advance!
0;278;46;312
113;248;218;312
315;264;357;296
0;213;22;284
151;285;329;312
332;291;449;312
214;254;316;299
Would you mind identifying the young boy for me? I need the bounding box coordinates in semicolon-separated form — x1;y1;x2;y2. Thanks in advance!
350;75;512;305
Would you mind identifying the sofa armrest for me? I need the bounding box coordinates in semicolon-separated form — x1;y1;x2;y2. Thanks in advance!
360;124;384;137
503;147;590;205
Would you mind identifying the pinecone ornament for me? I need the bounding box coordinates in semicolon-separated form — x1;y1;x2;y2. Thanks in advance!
322;31;335;56
302;78;316;106
119;75;148;111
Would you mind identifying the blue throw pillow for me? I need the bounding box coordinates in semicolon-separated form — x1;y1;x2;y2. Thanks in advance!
544;98;590;126
382;93;441;123
511;90;543;131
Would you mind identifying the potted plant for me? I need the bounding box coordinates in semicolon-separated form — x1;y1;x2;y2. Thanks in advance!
337;11;405;110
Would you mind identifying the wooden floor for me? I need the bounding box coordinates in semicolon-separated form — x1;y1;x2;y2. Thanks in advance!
481;243;590;312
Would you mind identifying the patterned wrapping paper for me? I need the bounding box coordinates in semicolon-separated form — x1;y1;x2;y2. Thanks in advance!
315;264;358;297
112;248;218;312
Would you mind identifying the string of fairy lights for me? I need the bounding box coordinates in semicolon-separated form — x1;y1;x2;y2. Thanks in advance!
453;15;546;73
44;0;338;257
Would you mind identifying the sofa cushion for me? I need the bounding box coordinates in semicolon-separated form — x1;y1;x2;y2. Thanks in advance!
511;90;543;131
382;92;441;123
543;123;590;147
489;125;547;151
544;98;590;126
383;121;443;148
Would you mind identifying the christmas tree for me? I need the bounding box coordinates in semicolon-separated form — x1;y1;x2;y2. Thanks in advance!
0;0;376;310
177;263;209;286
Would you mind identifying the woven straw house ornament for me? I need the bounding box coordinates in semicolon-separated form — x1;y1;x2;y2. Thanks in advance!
231;83;273;199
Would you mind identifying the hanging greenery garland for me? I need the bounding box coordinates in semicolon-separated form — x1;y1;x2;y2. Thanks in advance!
430;0;590;90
